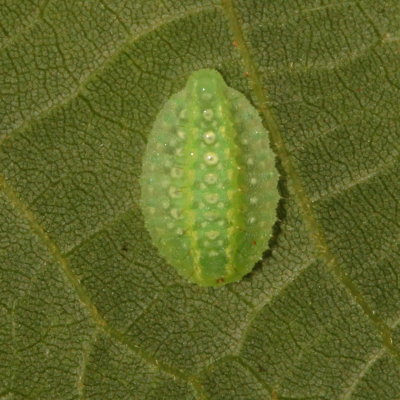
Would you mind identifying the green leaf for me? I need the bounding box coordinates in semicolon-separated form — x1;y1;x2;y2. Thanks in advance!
1;0;399;399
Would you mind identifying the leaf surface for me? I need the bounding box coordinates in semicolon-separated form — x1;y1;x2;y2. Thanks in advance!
1;0;399;399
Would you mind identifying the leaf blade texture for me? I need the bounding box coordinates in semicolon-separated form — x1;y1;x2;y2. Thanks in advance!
0;0;399;399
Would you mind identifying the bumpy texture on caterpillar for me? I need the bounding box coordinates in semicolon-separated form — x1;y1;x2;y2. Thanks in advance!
140;69;279;287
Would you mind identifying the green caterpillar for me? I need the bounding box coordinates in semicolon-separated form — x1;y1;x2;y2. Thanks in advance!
140;69;279;287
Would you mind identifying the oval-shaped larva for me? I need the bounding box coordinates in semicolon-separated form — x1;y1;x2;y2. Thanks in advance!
140;69;279;287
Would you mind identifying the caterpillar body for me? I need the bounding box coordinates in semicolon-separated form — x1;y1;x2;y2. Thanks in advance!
140;69;279;287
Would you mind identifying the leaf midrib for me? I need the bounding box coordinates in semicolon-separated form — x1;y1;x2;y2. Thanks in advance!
220;0;400;365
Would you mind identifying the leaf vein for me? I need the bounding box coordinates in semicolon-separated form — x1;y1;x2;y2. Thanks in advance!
311;155;399;202
0;173;200;390
0;4;216;147
221;0;400;364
